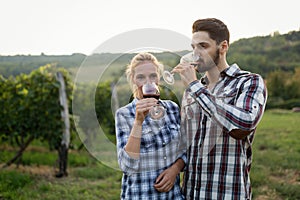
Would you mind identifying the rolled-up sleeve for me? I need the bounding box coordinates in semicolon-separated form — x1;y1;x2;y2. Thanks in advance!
188;74;267;132
115;109;140;174
116;100;187;174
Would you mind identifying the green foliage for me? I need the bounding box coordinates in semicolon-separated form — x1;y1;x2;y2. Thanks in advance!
0;64;75;165
159;85;181;105
266;98;300;110
0;53;86;78
227;30;300;77
1;30;300;168
95;81;115;135
2;31;300;112
1;30;300;81
266;67;300;109
0;109;299;199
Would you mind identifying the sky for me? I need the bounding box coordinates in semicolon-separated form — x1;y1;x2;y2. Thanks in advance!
1;0;299;55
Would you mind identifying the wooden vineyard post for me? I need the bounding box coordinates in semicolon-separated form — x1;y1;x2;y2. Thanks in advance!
55;72;70;178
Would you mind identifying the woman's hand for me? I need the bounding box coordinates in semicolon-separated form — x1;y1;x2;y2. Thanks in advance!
154;165;180;192
135;98;158;123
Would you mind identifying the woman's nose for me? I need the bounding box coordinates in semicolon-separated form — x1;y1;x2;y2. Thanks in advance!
145;77;152;84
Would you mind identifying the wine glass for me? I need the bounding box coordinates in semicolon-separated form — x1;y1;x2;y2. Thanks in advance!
142;82;165;120
162;52;200;85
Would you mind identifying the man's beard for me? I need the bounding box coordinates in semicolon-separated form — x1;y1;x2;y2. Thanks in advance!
196;49;220;73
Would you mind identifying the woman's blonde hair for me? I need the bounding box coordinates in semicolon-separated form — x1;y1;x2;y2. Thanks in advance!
126;52;163;97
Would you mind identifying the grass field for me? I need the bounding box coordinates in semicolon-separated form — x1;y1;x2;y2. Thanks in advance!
251;109;300;199
0;109;300;200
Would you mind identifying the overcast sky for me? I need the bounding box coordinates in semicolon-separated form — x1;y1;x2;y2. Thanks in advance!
1;0;299;55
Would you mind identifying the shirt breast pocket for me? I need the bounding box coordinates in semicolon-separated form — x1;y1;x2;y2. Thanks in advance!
141;127;155;151
183;101;199;120
141;124;179;151
217;88;239;104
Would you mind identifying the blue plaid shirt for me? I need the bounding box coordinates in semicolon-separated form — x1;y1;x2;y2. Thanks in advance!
181;64;267;200
116;98;186;200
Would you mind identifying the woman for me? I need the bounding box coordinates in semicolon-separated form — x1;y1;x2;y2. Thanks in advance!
115;52;186;199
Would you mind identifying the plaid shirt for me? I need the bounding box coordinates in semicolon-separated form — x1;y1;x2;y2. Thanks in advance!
181;64;267;200
116;98;186;200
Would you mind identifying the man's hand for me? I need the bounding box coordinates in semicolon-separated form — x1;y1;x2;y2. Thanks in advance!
171;63;198;86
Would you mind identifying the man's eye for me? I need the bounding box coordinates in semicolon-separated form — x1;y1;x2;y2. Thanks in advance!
199;44;207;49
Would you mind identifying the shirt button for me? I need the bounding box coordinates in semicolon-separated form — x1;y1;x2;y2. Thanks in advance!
163;156;167;160
162;142;166;146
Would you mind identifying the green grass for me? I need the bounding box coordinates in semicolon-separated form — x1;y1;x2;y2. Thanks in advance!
0;143;122;200
0;171;121;200
0;171;32;199
251;109;300;199
0;109;300;199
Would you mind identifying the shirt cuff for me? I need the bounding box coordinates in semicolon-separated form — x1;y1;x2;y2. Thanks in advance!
178;153;187;172
188;80;204;92
118;148;140;174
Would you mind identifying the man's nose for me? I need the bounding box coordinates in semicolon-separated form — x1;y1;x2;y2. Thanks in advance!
193;48;200;56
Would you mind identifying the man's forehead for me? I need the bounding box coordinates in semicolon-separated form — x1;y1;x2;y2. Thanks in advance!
191;31;212;44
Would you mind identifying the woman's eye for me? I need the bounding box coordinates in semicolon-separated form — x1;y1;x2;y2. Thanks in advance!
150;74;157;79
136;75;145;80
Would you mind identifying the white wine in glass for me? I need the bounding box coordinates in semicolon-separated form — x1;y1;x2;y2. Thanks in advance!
162;52;200;85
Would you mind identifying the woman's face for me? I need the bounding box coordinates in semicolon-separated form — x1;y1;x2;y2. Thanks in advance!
133;61;159;98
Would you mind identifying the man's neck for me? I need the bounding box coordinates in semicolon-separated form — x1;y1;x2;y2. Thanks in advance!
206;60;229;90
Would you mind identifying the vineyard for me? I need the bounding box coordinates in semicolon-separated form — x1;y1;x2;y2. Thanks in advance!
1;30;300;199
1;110;300;199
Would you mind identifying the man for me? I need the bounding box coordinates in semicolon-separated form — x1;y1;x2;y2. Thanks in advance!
172;18;267;199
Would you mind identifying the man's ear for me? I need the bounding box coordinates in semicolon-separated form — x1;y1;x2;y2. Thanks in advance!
219;40;229;54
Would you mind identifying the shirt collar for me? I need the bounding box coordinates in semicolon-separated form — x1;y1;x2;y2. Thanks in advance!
221;63;240;77
221;63;251;78
131;98;138;109
200;64;243;85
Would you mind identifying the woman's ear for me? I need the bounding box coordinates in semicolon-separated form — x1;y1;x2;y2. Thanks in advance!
131;74;136;85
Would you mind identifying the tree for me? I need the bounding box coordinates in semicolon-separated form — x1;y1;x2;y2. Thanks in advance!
266;70;288;99
0;64;74;168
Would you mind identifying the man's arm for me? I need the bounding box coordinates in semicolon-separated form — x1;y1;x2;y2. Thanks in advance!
188;74;267;138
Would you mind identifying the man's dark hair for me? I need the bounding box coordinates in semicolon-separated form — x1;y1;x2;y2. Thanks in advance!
192;18;230;45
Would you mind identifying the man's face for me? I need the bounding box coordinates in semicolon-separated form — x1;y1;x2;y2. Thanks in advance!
191;31;220;73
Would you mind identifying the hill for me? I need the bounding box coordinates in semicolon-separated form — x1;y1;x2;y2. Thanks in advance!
227;30;300;77
1;30;300;78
